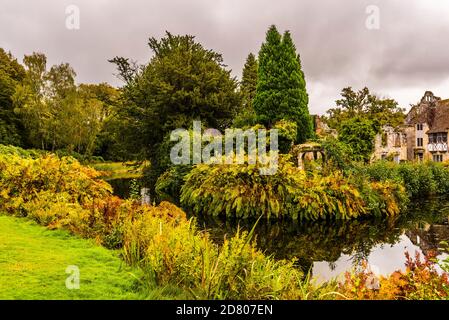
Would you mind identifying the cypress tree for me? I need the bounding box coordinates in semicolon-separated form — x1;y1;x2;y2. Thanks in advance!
233;53;258;127
241;53;258;112
254;25;313;143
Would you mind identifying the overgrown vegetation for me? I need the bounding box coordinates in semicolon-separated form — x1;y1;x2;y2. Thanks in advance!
0;152;313;299
3;23;449;301
180;155;407;220
337;252;449;300
360;161;449;198
1;150;448;300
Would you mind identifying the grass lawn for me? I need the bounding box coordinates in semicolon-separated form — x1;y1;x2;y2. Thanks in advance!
0;215;143;300
89;161;147;180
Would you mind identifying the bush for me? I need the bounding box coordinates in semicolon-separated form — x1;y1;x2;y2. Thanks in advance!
0;154;112;215
1;151;448;300
181;155;304;219
320;136;355;173
122;213;304;299
0;153;306;299
155;165;192;204
337;251;449;300
274;119;297;154
363;161;449;198
181;155;407;220
0;144;44;159
292;172;368;220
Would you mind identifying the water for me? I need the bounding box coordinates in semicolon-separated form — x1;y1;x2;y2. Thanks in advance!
107;178;136;199
108;177;449;282
194;198;449;282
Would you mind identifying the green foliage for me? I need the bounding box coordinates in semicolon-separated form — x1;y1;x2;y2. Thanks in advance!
254;25;313;143
155;165;192;204
0;142;104;163
0;144;45;158
320;136;355;173
122;212;304;299
325;87;406;132
428;162;449;194
274;119;297;153
0;154;112;218
0;152;315;299
362;161;449;198
110;32;240;174
181;155;302;219
1;151;447;300
180;155;406;220
233;53;258;128
11;52;118;156
110;32;241;194
339;117;377;163
0;48;26;146
397;163;436;197
128;178;141;200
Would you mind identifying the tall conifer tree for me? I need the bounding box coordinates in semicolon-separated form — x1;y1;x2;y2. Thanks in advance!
254;25;313;143
233;53;258;127
241;53;258;112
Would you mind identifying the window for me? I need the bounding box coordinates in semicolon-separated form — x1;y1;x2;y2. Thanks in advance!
429;133;448;144
417;123;424;131
417;153;424;161
417;138;423;147
433;154;443;162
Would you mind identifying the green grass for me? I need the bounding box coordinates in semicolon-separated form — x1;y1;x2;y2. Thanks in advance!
0;215;143;300
89;161;146;180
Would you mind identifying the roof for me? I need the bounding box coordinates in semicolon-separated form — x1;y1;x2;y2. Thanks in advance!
406;91;449;133
427;100;449;133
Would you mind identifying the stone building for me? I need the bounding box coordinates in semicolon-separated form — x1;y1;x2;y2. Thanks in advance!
373;91;449;163
405;91;449;162
372;126;407;163
313;115;337;137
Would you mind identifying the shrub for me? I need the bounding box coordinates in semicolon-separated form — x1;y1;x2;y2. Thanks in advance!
122;213;304;299
428;162;449;194
181;155;407;220
362;161;401;183
320;136;355;173
0;144;44;158
21;191;89;227
181;155;304;219
292;172;368;220
337;251;449;300
397;163;436;198
155;165;192;204
274;119;297;154
1;151;448;300
363;161;449;198
0;154;112;215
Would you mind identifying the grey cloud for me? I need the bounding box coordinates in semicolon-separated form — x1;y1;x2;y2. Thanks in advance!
1;0;449;114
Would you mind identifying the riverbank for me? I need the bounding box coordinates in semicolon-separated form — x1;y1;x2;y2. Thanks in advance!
0;215;141;299
193;196;449;283
2;150;449;299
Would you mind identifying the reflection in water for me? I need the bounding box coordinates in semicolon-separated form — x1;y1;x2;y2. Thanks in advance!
193;197;449;282
107;178;133;199
107;177;449;281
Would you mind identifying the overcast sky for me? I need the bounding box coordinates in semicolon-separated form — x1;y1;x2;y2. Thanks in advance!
2;0;449;114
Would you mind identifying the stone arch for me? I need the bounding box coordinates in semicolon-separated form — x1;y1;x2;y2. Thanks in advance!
295;143;326;170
